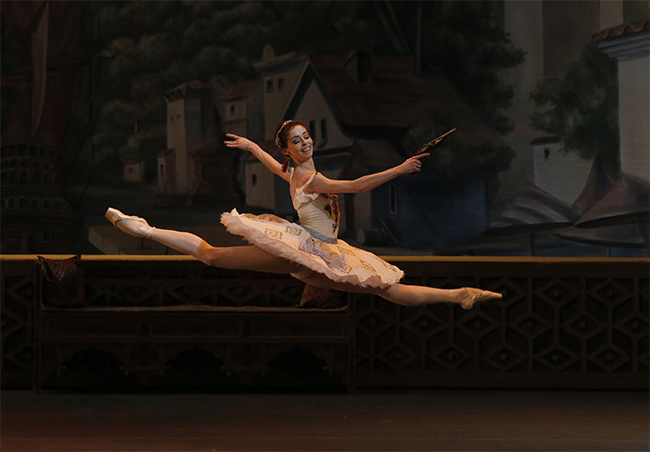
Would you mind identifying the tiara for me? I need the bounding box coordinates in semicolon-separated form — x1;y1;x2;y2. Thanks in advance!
274;120;293;148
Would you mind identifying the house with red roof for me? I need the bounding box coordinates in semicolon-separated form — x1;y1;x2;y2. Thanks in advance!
241;46;511;250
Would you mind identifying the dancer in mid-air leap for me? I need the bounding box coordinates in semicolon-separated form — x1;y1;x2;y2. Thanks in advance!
106;120;501;309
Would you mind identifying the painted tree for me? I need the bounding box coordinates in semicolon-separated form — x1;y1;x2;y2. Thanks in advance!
79;1;376;185
80;1;274;184
271;1;523;188
399;1;523;188
70;1;523;188
530;44;620;176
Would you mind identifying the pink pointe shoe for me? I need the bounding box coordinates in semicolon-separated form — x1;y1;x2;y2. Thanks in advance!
457;287;502;310
105;207;153;238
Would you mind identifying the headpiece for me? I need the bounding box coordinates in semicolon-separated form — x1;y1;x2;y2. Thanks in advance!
274;120;293;149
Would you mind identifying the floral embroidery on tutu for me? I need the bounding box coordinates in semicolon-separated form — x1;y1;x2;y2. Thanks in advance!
221;209;403;288
299;237;352;275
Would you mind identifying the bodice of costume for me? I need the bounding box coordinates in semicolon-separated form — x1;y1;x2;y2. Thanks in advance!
291;170;340;242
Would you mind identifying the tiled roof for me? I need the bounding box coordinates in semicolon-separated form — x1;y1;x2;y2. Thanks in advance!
572;157;614;214
215;74;231;86
308;54;507;149
225;80;259;100
339;139;403;180
485;181;580;235
592;19;650;42
309;54;440;128
575;174;649;227
555;223;646;248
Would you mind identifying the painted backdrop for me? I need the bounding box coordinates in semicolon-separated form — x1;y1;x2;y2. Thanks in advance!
1;1;648;257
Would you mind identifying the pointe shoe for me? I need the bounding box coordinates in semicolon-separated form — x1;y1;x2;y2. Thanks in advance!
105;207;153;238
457;287;502;310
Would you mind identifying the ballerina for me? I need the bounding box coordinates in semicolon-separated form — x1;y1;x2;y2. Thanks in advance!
106;120;501;309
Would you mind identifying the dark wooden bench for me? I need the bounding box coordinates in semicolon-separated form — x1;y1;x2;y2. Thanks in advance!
33;257;354;392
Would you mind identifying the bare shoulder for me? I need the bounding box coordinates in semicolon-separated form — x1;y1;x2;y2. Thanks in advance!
298;170;318;186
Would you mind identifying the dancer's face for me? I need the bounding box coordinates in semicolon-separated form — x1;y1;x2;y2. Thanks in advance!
283;125;313;165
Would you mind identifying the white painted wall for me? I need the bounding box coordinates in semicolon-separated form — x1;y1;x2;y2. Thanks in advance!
264;70;303;139
618;55;649;180
497;1;545;212
225;99;247;123
292;79;352;152
166;98;202;193
533;141;592;205
245;161;276;209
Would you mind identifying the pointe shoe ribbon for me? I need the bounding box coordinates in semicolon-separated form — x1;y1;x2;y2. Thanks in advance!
459;287;502;310
105;207;153;238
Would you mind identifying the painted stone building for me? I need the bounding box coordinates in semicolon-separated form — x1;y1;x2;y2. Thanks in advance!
157;77;252;205
530;136;592;206
594;19;649;182
241;48;510;250
497;0;648;212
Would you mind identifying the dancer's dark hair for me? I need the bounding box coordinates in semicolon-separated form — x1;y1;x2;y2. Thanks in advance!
274;120;310;172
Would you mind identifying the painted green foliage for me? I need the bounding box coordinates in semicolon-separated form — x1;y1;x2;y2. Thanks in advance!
402;1;523;187
530;45;620;175
90;1;275;183
70;1;523;186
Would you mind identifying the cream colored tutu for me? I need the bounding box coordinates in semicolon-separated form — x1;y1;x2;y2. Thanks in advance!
221;209;404;289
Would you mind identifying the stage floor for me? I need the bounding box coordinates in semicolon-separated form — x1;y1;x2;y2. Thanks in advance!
2;389;648;451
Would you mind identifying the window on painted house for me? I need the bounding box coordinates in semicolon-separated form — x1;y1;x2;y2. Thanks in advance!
251;174;257;187
309;120;316;138
389;185;398;214
320;118;328;145
278;78;284;91
544;148;551;159
230;105;235;115
266;80;273;93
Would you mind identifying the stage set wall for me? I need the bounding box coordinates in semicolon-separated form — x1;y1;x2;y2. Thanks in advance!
2;255;648;391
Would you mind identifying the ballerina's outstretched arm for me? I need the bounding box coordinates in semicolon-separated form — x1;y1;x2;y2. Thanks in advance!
224;133;290;182
305;153;429;195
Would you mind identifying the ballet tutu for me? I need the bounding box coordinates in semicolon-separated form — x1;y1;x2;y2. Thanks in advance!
220;209;404;289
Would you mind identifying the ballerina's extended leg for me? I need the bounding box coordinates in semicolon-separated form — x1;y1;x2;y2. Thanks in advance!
105;207;303;274
106;208;502;309
106;207;205;259
296;271;501;309
371;283;501;309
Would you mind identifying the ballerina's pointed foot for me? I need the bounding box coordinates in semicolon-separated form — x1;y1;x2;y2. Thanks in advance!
458;287;502;310
105;207;153;238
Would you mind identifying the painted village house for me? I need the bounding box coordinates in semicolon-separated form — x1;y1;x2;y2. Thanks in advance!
594;19;649;182
157;77;250;206
496;0;648;212
484;16;649;256
151;4;648;255
238;46;511;250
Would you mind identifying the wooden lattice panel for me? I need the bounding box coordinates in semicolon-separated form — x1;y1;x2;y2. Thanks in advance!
1;261;35;387
1;256;648;390
353;258;649;389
